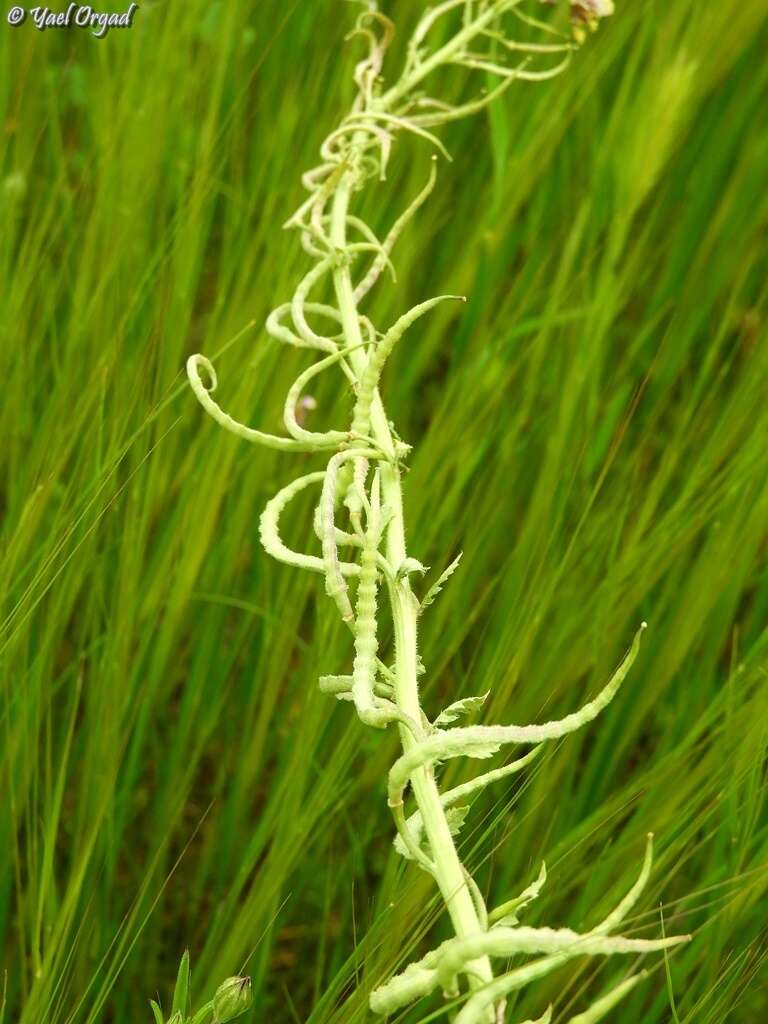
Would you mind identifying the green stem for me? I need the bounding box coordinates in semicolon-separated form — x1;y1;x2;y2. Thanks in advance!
329;174;495;1008
379;0;522;111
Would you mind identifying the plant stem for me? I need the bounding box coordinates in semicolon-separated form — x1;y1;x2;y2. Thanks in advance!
329;173;495;1007
379;0;522;111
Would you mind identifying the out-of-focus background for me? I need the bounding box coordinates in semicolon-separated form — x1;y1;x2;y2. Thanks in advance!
1;1;767;1021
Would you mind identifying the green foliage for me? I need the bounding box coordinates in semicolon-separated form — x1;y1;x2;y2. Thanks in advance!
172;950;192;1019
1;0;767;1022
147;953;250;1024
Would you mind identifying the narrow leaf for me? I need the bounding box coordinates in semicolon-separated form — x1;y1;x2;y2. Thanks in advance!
434;692;489;727
172;950;191;1018
394;805;471;860
490;862;547;926
420;553;462;612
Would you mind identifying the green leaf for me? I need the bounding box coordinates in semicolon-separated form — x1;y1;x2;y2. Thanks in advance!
396;557;429;581
150;999;164;1024
393;805;470;860
434;691;489;727
420;553;462;612
189;1001;215;1024
444;804;470;835
489;862;547;926
172;950;191;1018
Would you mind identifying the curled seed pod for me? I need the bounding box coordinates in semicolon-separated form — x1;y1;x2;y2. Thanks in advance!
260;471;362;578
266;300;343;349
291;259;338;351
354;158;437;303
352;470;387;726
320;449;382;622
371;837;690;1017
186;355;320;452
388;625;646;809
350;295;466;441
282;342;369;446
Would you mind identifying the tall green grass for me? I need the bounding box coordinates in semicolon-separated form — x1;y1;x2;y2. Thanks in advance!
1;1;767;1022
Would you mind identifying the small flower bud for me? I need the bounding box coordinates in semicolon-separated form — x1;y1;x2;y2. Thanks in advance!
212;976;252;1022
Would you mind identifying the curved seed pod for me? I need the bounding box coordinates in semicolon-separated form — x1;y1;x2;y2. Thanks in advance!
313;502;363;549
282;343;370;445
391;803;436;875
320;123;374;164
374;927;685;1014
266;301;343;349
435;928;686;996
592;832;654;935
388;625;646;808
343;454;370;537
361;122;394;179
300;228;332;259
351;295;466;442
380;0;513;110
564;972;646;1024
345;241;394;265
352;470;387;725
260;472;362;577
463;868;489;932
300;162;337;192
344;215;397;283
284;161;344;231
320;449;382;622
373;835;688;1018
452;54;572;83
410;73;518;128
354;159;437;302
319;674;394;700
291;260;338;351
345;111;452;160
395;746;544;860
454;945;647;1024
187;355;322;452
349;10;395;107
373;918;686;1017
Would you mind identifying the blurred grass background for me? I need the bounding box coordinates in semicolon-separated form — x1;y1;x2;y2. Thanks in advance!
1;0;768;1021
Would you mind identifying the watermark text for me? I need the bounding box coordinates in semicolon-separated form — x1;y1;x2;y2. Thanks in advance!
6;3;139;37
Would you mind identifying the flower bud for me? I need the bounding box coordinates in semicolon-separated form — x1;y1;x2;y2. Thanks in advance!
212;976;252;1022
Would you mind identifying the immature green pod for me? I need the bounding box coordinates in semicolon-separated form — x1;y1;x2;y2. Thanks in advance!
186;354;323;452
349;295;465;442
259;471;362;578
319;449;381;623
291;259;337;351
212;976;252;1022
388;625;647;808
351;470;386;726
353;159;437;302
